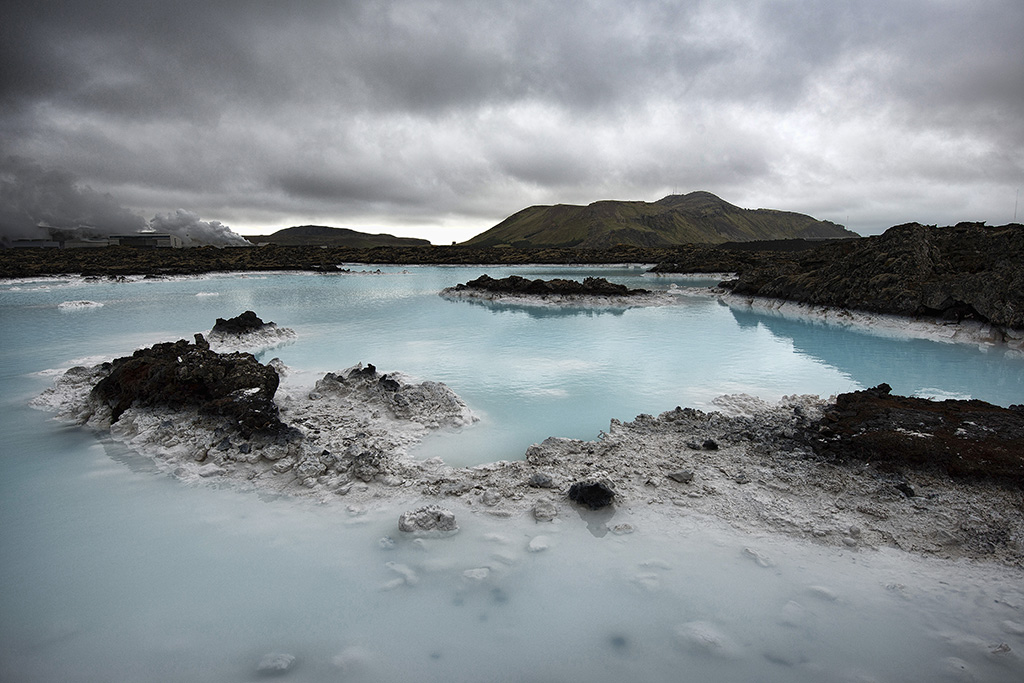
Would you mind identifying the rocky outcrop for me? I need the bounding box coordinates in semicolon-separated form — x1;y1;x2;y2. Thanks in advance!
207;310;296;352
723;223;1024;331
90;334;288;437
211;310;271;335
35;361;1024;563
568;478;617;509
309;363;476;430
815;383;1024;487
447;274;650;297
398;506;459;534
0;242;747;277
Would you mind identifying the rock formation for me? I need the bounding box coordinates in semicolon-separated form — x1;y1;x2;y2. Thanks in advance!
815;383;1024;487
211;310;271;335
207;310;297;352
722;222;1024;331
398;506;459;533
446;274;650;297
90;334;288;437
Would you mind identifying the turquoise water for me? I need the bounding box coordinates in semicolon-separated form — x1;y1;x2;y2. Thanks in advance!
2;267;1023;682
4;266;1020;465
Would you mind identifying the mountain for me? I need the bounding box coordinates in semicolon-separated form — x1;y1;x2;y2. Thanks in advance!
462;191;856;248
246;225;430;247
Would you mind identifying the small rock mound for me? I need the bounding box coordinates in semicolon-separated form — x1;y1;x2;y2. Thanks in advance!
208;310;296;352
312;363;475;429
90;334;287;437
568;478;616;509
398;506;459;533
212;310;269;335
447;274;650;297
256;652;296;676
815;383;1024;487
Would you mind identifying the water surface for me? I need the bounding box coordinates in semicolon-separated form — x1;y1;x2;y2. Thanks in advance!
2;267;1022;682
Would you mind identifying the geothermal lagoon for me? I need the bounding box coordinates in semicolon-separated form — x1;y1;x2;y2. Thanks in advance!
2;266;1023;682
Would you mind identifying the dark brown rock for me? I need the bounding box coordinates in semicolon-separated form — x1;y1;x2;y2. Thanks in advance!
91;336;287;437
452;274;649;297
211;310;271;335
813;383;1024;487
568;479;616;509
726;223;1024;330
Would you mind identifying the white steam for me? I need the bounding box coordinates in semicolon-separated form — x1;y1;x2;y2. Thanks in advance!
1;156;250;247
148;209;250;247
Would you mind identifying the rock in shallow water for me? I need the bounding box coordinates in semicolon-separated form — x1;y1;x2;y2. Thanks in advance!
532;498;558;522
398;506;459;534
256;652;295;675
568;479;616;509
90;335;288;437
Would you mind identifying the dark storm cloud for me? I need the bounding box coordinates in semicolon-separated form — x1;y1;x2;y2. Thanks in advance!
0;156;147;237
2;0;1022;241
0;156;249;246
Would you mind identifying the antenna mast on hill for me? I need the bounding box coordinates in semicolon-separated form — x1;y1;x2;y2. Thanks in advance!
1015;187;1019;222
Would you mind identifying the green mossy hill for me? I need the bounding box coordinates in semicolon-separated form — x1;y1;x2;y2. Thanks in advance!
246;225;430;248
463;191;855;248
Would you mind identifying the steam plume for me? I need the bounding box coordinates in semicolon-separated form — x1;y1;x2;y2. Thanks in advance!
148;209;251;247
1;156;249;247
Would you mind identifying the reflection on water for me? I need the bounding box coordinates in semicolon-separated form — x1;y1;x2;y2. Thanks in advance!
441;295;632;318
2;268;1024;682
727;305;1024;406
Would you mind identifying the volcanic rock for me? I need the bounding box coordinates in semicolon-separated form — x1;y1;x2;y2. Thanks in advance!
90;335;287;437
211;310;269;335
449;274;650;297
724;222;1024;331
398;506;459;533
568;478;617;509
814;383;1024;487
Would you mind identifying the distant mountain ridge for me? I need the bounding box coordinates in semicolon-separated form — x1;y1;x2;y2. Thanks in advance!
462;191;856;248
247;225;431;247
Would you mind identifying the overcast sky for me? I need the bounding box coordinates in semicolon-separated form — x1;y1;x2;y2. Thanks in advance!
2;0;1022;244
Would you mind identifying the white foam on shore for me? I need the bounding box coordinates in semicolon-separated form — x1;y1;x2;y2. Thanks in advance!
58;300;104;311
721;292;1024;353
31;356;1024;568
439;288;684;309
207;325;297;353
647;271;736;281
914;387;975;401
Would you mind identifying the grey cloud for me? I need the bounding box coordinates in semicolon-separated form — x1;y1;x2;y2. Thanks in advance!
0;156;147;237
0;156;249;245
1;0;1021;241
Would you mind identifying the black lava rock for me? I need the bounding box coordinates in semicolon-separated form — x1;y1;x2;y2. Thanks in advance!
568;480;616;509
211;310;270;335
91;335;287;437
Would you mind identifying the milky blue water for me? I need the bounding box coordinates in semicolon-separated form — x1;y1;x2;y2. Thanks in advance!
2;267;1023;682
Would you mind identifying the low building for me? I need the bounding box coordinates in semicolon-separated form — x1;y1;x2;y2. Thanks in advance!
63;238;114;249
10;239;61;249
109;233;183;248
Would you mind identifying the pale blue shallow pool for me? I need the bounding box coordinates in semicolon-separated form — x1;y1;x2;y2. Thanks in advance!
2;266;1022;682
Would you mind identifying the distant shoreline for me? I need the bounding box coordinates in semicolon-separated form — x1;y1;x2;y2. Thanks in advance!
0;241;802;279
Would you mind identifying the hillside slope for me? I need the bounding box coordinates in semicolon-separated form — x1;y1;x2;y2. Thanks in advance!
247;225;430;247
463;191;855;248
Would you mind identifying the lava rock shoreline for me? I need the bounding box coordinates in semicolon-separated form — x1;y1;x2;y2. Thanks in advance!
6;222;1021;342
716;222;1024;333
439;273;681;308
31;322;1024;566
447;274;651;297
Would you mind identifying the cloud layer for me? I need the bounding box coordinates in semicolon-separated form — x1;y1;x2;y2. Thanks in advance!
2;0;1022;242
